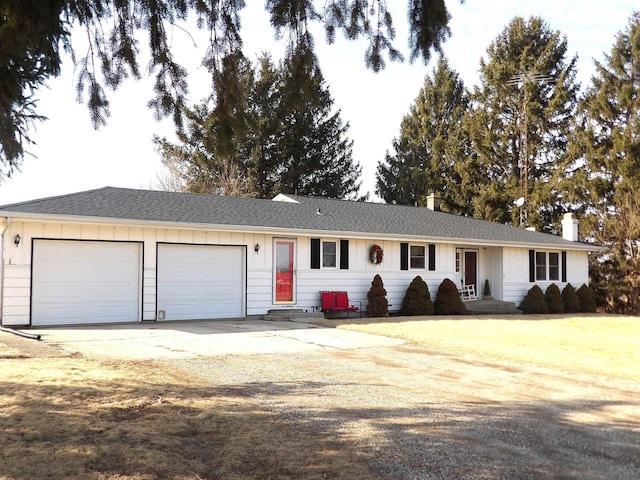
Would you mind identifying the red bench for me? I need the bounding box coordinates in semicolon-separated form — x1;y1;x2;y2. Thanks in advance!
321;291;361;318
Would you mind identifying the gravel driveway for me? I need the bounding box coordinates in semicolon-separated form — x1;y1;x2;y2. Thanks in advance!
164;333;640;480
28;320;640;479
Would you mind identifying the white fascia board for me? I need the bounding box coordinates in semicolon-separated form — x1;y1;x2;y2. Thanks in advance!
4;211;602;252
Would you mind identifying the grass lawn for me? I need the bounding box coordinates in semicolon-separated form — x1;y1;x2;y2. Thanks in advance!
1;314;637;479
332;314;640;380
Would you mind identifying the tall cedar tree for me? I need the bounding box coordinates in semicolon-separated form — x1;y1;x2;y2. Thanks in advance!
155;49;362;199
468;16;579;232
568;13;640;314
376;57;478;215
0;0;452;180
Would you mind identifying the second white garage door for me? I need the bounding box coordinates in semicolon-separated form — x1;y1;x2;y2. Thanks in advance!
157;244;245;321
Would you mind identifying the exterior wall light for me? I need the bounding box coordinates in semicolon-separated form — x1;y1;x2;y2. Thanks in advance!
254;243;260;253
14;234;21;246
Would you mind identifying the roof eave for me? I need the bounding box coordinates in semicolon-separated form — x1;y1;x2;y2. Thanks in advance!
1;211;603;251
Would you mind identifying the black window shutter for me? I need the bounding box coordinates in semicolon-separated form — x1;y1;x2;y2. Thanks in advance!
428;244;436;271
562;251;567;282
311;238;320;269
340;240;349;270
529;250;535;282
400;243;409;270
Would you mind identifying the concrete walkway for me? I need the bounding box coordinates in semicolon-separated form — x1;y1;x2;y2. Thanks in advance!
28;320;405;360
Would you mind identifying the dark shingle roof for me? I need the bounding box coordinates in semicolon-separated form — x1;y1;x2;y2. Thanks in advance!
0;187;595;250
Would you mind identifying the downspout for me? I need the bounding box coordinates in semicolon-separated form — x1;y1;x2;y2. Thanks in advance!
0;325;41;340
0;218;10;328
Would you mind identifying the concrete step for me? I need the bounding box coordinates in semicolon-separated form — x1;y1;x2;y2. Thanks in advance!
465;299;521;315
263;309;325;322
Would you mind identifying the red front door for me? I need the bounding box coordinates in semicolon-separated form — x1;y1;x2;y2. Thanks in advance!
275;239;295;303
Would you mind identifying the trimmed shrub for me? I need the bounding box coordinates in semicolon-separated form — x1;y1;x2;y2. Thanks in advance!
577;284;597;313
434;278;468;315
521;285;548;314
545;283;564;313
562;283;581;313
367;274;389;317
401;276;434;316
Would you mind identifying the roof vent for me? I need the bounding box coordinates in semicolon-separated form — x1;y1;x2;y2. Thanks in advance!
272;193;299;203
316;208;323;215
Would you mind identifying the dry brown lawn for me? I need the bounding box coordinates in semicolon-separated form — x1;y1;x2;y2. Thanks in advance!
1;314;638;479
330;314;640;380
0;333;378;480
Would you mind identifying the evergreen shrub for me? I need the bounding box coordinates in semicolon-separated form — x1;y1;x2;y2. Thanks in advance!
545;283;564;313
562;283;581;313
367;274;389;317
434;278;468;315
483;279;491;299
521;285;548;314
577;284;597;313
401;276;434;316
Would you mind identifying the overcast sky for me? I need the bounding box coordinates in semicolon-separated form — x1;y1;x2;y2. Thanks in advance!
0;1;636;205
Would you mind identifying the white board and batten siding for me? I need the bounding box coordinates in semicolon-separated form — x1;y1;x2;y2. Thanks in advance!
501;247;590;304
1;221;258;326
1;219;593;326
292;238;457;314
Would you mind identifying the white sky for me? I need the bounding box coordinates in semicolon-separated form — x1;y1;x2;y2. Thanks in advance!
0;1;636;205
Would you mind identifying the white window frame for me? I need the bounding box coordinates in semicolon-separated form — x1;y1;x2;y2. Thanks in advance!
410;244;426;270
535;251;547;281
549;252;560;281
535;251;562;281
322;240;337;269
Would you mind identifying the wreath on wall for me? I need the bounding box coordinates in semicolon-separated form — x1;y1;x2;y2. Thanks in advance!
370;244;384;264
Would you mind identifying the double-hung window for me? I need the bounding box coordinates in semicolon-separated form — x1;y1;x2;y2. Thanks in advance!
322;241;337;268
410;245;426;269
530;250;566;282
535;252;547;281
548;252;560;281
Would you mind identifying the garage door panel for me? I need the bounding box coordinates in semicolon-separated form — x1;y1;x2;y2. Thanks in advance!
32;240;141;326
157;244;245;321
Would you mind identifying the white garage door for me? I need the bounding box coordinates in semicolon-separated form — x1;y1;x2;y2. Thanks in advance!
157;244;245;321
32;240;141;326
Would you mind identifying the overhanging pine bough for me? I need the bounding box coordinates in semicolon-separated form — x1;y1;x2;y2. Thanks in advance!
0;0;454;180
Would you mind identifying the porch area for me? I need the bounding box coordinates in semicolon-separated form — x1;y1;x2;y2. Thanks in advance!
463;299;521;315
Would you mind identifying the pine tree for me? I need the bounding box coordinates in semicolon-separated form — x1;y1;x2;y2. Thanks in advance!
1;1;452;179
270;46;362;198
155;49;361;199
376;57;476;214
468;16;579;232
570;13;640;314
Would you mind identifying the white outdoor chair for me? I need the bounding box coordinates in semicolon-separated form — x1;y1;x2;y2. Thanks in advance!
460;281;477;302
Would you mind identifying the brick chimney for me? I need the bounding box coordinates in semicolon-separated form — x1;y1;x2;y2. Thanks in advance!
562;213;579;241
426;193;442;212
